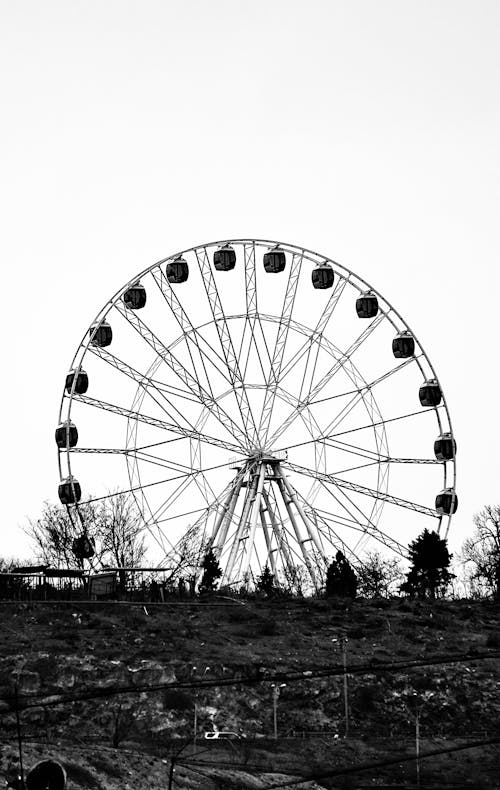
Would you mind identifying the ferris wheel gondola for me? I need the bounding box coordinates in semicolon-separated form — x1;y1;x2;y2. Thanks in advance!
57;239;457;590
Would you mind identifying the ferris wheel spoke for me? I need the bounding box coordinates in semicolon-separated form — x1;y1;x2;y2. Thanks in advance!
126;409;217;513
298;309;387;409
273;406;441;458
237;243;274;387
270;355;416;454
77;457;232;510
311;503;406;558
324;483;405;557
330;406;443;441
163;477;241;568
244;241;258;315
158;506;212;566
88;345;203;432
258;251;304;445
71;448;231;489
113;301;250;450
273;277;349;391
195;246;260;446
151;268;234;396
326;456;437;481
193;468;219;508
266;311;387;449
154;504;210;526
283;460;439;518
322;436;439;468
317;478;406;556
89;345;201;404
141;472;207;532
59;238;455;589
243;311;272;384
71;393;244;455
140;478;201;558
70;447;197;474
236;243;260;380
292;487;362;564
257;311;387;426
314;356;418;441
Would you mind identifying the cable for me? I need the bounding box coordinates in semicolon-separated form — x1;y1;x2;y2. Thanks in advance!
257;736;500;789
2;649;498;713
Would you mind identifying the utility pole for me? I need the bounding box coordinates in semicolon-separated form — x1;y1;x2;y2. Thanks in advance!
192;665;210;753
406;690;433;788
14;685;25;790
271;683;286;739
168;757;175;790
167;740;190;790
332;636;349;739
342;636;349;739
193;702;197;751
415;709;421;788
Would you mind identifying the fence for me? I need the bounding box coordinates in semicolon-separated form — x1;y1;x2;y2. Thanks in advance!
0;568;203;602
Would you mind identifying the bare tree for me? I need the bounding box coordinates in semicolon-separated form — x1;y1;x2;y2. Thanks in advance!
461;505;500;599
100;492;146;591
25;493;146;579
356;552;404;598
25;500;103;569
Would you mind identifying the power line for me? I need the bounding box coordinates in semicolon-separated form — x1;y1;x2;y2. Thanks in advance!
2;649;498;713
256;737;500;789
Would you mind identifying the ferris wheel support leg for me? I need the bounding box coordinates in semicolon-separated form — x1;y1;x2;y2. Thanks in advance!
209;478;241;549
213;474;245;556
262;490;295;581
274;474;318;588
279;471;326;558
241;464;266;581
259;505;277;576
222;472;257;586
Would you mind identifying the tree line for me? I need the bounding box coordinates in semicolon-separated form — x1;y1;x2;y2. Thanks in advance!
2;497;500;601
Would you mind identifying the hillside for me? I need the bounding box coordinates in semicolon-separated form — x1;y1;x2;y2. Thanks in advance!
0;596;499;788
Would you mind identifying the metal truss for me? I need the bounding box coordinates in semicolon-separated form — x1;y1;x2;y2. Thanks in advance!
58;238;456;590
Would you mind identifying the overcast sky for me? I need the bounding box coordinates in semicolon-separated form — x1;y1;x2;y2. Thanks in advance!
1;0;499;561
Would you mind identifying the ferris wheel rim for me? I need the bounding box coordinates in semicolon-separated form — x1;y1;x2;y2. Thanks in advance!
57;237;457;575
59;237;455;440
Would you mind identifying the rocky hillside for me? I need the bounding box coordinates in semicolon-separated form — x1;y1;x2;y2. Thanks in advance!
0;597;498;788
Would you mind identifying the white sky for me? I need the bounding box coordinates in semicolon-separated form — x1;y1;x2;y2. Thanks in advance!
1;0;499;562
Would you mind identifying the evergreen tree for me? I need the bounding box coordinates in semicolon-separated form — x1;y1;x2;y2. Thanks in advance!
198;548;222;594
256;563;275;596
401;528;453;599
325;550;357;598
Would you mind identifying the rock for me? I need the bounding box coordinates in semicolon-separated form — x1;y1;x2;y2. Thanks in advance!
23;707;46;726
54;671;75;689
127;661;176;686
12;671;40;694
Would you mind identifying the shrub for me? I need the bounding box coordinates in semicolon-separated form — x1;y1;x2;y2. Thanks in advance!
163;689;193;710
255;618;278;636
354;683;380;712
30;656;58;681
412;674;435;692
64;763;100;789
228;607;255;624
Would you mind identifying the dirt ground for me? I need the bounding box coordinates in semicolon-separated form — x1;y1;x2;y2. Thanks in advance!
0;597;498;788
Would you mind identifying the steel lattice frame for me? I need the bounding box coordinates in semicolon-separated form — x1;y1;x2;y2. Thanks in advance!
57;239;457;591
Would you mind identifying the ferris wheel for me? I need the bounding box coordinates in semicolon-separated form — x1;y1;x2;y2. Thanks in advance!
56;239;457;588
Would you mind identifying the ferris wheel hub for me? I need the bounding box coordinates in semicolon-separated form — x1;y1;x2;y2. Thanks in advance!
58;237;457;592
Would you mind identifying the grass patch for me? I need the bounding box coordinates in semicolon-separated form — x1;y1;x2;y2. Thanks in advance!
64;761;102;789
